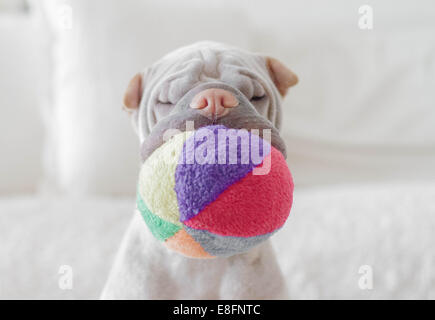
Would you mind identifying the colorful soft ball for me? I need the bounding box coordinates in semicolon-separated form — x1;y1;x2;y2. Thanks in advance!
137;125;294;258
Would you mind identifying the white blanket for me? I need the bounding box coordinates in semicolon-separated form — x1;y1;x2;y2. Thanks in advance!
1;181;434;299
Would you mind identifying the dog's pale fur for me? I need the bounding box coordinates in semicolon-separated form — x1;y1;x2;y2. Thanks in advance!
101;42;297;299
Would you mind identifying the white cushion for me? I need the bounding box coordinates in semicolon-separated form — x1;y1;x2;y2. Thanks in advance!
0;14;50;194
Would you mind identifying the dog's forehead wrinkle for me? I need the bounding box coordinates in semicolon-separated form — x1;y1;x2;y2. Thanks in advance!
157;59;202;102
158;81;170;102
222;73;254;99
220;64;267;99
157;48;265;98
160;52;263;104
168;76;198;103
220;53;246;67
199;47;220;77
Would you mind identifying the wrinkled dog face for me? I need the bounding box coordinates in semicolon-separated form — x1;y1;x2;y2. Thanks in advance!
123;42;298;159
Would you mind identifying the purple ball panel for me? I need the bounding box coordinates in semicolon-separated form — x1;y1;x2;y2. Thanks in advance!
175;125;271;222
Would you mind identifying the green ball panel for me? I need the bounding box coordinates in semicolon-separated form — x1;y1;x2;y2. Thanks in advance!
137;192;181;242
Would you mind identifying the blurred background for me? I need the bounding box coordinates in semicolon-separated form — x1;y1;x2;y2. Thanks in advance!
0;0;434;299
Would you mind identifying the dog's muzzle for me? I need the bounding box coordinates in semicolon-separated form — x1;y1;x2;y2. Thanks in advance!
141;82;287;162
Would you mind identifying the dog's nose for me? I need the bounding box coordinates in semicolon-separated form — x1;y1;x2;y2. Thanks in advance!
190;88;238;119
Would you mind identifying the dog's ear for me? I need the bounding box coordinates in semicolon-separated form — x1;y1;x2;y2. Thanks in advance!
266;57;298;97
123;72;143;111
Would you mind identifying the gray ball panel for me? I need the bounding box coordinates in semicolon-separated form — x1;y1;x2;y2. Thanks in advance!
184;225;276;257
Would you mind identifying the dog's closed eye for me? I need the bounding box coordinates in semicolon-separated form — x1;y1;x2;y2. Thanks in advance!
249;91;269;117
157;100;173;105
155;100;175;118
248;78;266;103
251;95;266;101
